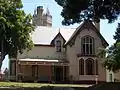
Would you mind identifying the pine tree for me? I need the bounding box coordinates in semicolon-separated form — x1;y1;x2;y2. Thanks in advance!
55;0;120;25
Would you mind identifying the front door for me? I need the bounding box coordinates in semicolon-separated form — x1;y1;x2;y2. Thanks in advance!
32;65;38;79
54;66;63;82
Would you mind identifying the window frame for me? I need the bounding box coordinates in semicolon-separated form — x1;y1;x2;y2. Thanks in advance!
81;36;95;55
86;58;94;75
56;40;62;52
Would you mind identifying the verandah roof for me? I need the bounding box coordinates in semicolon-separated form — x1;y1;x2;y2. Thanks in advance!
18;58;69;66
19;58;60;62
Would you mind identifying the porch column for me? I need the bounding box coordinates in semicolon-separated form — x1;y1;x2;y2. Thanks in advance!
49;65;52;82
36;65;38;82
18;64;22;82
84;59;86;75
52;63;55;83
63;66;64;81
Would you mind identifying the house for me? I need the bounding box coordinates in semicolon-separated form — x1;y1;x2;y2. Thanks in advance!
9;20;110;84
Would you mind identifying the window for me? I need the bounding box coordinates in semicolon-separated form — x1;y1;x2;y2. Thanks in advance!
56;40;61;52
81;36;94;55
79;59;84;75
86;58;94;75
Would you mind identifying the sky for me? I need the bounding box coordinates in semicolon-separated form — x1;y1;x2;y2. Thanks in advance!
21;0;118;45
1;0;120;72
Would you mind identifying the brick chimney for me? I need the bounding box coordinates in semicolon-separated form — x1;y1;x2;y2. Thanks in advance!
94;22;100;32
94;18;100;32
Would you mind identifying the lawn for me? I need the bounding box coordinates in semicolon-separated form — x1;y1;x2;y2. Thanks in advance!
0;82;92;87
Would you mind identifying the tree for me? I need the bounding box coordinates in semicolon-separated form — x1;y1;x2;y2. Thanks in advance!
0;0;34;69
55;0;120;25
104;23;120;72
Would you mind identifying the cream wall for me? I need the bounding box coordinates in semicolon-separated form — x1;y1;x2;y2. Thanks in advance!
18;34;66;60
97;59;106;81
18;46;66;60
106;70;114;82
66;45;78;80
75;29;104;55
114;71;120;81
66;28;106;81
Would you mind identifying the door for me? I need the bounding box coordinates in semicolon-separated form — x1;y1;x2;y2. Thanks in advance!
55;66;63;82
32;65;38;79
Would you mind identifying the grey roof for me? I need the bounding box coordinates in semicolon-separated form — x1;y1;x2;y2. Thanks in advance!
31;21;108;47
31;26;76;45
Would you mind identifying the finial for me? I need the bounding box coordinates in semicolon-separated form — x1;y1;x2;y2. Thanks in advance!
58;28;60;33
46;5;50;15
34;4;37;14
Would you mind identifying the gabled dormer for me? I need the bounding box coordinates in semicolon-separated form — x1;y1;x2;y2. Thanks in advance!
51;30;66;52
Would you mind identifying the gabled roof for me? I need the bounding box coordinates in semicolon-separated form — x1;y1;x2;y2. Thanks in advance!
50;31;66;45
31;26;75;45
31;20;109;47
65;20;109;47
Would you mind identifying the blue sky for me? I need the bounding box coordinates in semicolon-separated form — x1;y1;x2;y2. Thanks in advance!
1;0;119;72
21;0;118;45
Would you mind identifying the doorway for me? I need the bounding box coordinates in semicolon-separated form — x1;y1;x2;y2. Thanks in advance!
32;65;38;77
54;66;63;82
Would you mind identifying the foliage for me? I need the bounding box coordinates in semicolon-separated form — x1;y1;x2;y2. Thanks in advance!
97;47;106;59
104;23;120;72
0;0;34;68
55;0;120;25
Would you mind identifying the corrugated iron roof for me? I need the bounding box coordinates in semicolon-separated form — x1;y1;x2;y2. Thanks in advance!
31;26;76;45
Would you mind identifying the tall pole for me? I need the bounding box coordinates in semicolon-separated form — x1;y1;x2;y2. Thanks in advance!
63;65;64;81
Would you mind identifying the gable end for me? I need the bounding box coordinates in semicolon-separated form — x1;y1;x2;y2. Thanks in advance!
50;32;66;45
65;20;109;48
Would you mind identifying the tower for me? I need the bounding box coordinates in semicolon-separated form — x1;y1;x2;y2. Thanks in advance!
32;6;52;27
42;7;52;27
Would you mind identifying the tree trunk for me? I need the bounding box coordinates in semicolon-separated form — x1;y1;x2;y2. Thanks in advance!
0;39;4;70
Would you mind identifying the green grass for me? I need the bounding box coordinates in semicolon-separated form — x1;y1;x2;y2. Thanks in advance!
0;82;92;87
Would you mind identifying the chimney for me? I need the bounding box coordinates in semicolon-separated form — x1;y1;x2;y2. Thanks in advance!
37;6;43;15
94;22;100;31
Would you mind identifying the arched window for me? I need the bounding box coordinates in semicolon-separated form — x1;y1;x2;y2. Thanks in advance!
81;36;94;55
79;59;84;75
86;58;94;75
56;40;61;52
